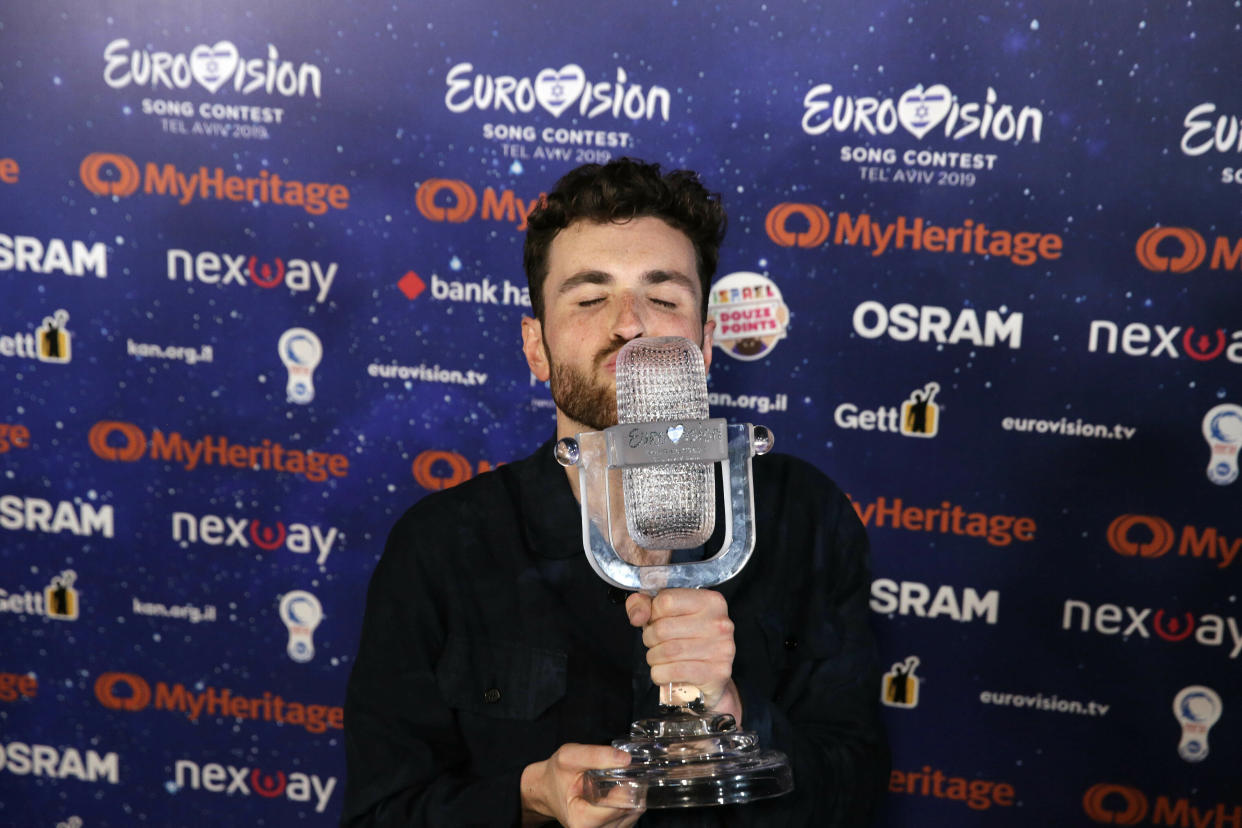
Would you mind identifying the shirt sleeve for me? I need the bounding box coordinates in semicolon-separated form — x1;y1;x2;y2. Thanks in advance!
339;509;524;828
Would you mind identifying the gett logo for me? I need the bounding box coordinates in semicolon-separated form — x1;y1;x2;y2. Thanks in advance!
1136;225;1242;273
79;152;141;197
765;203;830;248
1083;783;1148;825
412;449;501;491
414;178;543;231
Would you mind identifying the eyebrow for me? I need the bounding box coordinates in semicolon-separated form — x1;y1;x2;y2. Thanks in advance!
557;269;699;294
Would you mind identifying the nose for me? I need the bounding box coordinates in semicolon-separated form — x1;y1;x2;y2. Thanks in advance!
610;292;645;341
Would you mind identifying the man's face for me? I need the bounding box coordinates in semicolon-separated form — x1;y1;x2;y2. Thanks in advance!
521;216;714;433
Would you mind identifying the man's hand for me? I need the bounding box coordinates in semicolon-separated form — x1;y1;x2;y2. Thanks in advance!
626;589;742;722
520;744;643;827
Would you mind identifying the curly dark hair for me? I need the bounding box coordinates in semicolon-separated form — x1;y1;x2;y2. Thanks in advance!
522;158;727;322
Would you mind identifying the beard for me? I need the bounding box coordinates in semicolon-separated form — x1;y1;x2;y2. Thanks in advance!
547;342;621;431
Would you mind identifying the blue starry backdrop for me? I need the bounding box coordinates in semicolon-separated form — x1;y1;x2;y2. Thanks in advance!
1;0;1239;825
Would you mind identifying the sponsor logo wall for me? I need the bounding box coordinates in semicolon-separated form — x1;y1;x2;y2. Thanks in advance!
0;2;1234;824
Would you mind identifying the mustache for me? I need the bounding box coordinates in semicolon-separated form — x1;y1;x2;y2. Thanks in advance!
594;341;626;369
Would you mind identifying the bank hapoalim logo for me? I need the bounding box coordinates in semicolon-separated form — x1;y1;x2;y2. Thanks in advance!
901;382;940;437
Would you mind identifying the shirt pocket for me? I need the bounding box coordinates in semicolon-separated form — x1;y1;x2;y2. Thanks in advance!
435;634;568;721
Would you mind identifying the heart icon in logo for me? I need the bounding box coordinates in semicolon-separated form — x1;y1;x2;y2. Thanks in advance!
535;65;586;118
897;84;952;140
667;424;685;443
190;41;240;94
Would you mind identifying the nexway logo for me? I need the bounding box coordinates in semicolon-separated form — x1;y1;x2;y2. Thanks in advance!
167;248;337;303
1087;320;1241;364
1107;513;1240;570
170;511;342;567
1062;599;1242;659
172;758;336;813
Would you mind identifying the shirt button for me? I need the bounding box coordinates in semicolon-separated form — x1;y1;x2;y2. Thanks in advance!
783;637;799;651
483;688;502;704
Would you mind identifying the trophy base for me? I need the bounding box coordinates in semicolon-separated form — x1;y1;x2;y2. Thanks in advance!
583;708;793;809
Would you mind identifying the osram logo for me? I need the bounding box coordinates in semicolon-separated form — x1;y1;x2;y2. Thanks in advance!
79;152;349;216
0;740;119;784
170;511;341;567
0;495;113;538
414;178;543;232
1135;226;1242;273
412;449;502;491
870;579;999;625
103;39;322;98
1083;782;1241;827
1062;600;1242;659
765;205;1062;266
0;234;108;278
853;301;1023;350
1087;320;1242;364
1107;514;1240;570
166;248;337;303
172;759;336;813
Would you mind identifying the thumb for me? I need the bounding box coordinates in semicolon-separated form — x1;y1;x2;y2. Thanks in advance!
625;593;652;627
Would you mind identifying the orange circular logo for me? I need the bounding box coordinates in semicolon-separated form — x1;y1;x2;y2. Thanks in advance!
1107;514;1175;559
1083;783;1148;825
765;202;830;248
93;672;151;712
412;449;474;490
79;153;141;197
415;178;478;223
88;420;146;462
1135;226;1206;273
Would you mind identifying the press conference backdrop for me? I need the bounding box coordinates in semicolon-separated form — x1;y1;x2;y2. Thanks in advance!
1;1;1238;825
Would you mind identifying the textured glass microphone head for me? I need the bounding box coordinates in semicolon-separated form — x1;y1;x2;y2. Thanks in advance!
615;337;715;550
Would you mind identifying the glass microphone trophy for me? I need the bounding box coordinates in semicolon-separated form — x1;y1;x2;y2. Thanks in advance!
554;336;793;809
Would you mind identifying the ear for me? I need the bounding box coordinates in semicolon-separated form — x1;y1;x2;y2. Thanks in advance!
521;316;550;382
700;317;716;373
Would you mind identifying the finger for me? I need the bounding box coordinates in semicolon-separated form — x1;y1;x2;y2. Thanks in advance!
642;613;734;648
556;744;633;773
646;636;735;667
625;593;652;627
650;659;732;688
651;588;724;618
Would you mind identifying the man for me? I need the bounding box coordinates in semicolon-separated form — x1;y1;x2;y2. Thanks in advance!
342;159;888;827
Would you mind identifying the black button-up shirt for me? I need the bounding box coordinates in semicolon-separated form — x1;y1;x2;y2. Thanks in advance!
342;439;888;826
